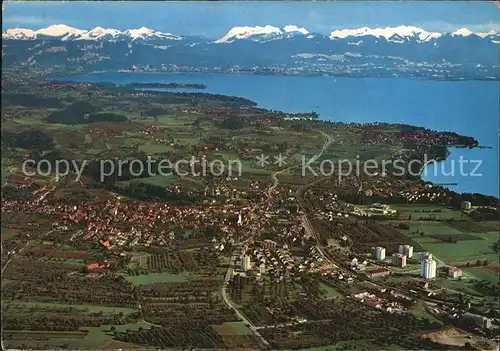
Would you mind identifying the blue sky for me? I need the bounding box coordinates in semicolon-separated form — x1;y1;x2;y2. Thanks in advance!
3;1;499;38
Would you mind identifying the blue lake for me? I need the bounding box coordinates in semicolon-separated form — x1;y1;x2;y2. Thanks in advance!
57;72;499;197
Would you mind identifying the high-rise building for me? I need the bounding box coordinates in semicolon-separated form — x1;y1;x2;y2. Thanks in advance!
259;263;266;274
392;253;407;267
398;245;414;258
371;247;386;261
421;259;437;279
242;255;252;271
420;252;433;262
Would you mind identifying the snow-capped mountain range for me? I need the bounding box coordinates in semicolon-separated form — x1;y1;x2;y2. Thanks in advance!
3;24;498;43
2;24;183;41
214;25;312;43
2;24;499;79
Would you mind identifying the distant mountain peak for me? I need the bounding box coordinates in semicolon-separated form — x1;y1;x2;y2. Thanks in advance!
2;23;498;46
329;25;442;43
451;27;497;38
329;25;498;43
126;27;154;38
215;25;310;43
3;28;37;40
283;25;309;35
36;24;86;37
451;28;474;37
215;25;282;43
124;27;182;41
69;26;122;41
2;24;183;42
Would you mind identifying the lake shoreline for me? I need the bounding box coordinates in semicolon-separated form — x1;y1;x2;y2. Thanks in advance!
51;71;499;197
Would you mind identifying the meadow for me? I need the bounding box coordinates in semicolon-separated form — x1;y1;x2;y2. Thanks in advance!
394;204;467;221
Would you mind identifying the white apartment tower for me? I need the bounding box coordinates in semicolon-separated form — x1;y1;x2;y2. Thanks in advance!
420;252;433;262
421;259;437;279
242;255;252;271
392;253;407;267
259;263;266;275
398;245;414;258
372;247;386;261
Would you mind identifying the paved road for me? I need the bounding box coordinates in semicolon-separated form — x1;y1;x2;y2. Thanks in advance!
219;131;335;348
1;245;27;275
221;252;271;349
268;131;333;196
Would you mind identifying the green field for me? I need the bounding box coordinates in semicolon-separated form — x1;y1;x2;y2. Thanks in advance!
124;272;192;285
461;267;499;283
412;232;498;264
319;282;344;300
406;222;464;235
117;174;179;189
213;321;252;336
408;302;444;325
394;204;467;221
434;279;483;295
140;143;175;155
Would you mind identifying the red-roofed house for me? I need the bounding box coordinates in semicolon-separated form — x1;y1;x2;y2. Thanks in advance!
99;239;111;248
87;263;100;270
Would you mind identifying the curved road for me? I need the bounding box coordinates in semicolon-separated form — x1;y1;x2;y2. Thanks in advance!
268;131;333;196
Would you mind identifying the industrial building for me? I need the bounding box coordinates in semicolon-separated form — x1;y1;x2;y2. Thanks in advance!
367;269;392;278
392;253;407;267
421;258;437;279
372;247;386;261
398;244;413;258
463;312;492;329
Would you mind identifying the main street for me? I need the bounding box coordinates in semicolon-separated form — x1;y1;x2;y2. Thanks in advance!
220;131;336;349
221;251;271;349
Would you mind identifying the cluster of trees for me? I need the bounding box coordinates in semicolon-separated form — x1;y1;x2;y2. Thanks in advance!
152;91;256;108
126;82;206;89
140;106;171;117
2;93;64;108
46;101;127;124
472;279;500;297
2;130;55;150
103;182;203;204
492;240;500;253
267;110;318;119
2;266;137;308
262;299;442;350
114;323;226;349
468;207;500;221
220;116;245;130
1;185;37;201
4;313;140;332
465;259;489;267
